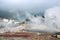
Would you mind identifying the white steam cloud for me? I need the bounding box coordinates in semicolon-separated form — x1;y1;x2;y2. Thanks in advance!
26;12;44;24
24;7;60;33
45;7;60;32
0;7;60;33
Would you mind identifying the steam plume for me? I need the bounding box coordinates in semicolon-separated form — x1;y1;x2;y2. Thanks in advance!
44;7;60;32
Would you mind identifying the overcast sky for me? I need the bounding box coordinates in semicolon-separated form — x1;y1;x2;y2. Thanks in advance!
0;0;60;20
0;0;60;10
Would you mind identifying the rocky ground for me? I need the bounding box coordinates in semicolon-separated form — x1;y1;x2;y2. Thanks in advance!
0;33;60;40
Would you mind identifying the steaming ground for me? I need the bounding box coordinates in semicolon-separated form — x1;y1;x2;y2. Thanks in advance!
0;7;60;33
22;7;60;33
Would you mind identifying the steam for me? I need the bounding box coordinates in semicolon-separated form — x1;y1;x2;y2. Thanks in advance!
0;18;20;33
23;12;50;33
24;7;60;33
0;7;60;33
45;7;60;32
0;11;45;33
26;12;44;24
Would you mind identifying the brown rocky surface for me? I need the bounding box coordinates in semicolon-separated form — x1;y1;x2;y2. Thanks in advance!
0;32;60;40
